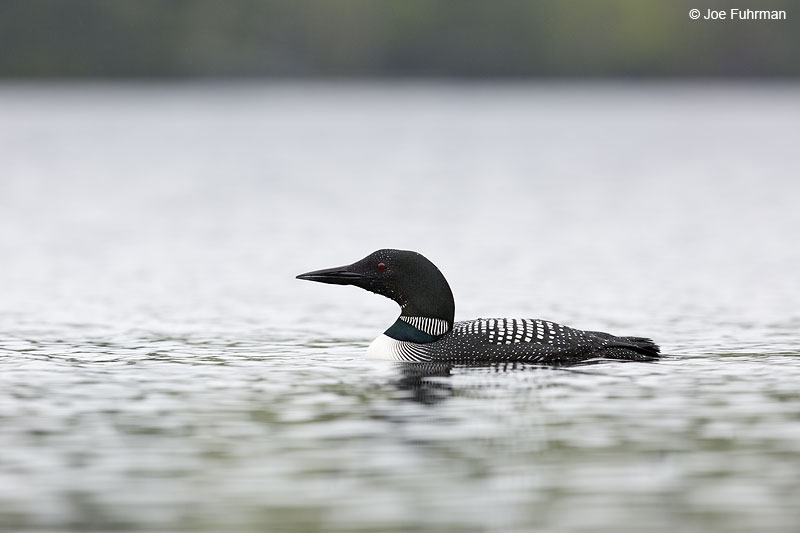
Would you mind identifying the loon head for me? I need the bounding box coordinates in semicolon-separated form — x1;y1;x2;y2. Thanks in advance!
296;249;455;325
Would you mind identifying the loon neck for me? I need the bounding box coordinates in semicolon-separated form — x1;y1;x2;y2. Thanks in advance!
384;314;452;343
397;279;455;327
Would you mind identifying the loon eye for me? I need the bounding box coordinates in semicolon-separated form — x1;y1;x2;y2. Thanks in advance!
377;263;386;271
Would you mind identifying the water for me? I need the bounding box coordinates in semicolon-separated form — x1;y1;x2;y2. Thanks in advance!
1;82;799;532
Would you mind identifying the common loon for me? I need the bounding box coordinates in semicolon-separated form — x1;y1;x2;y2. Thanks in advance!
297;249;660;364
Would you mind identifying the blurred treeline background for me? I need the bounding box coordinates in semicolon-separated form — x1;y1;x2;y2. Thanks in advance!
0;0;798;78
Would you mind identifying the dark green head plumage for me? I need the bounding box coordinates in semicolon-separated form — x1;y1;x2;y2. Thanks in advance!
296;249;455;325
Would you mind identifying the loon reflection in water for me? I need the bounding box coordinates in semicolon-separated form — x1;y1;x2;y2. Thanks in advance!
390;361;621;406
298;249;660;365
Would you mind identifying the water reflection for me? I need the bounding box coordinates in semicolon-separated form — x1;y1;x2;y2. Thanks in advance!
390;359;638;406
391;363;454;405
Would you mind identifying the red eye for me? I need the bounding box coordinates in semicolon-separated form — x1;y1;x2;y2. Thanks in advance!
377;263;386;271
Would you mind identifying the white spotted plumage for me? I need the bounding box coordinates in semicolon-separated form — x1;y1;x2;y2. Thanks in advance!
369;318;599;363
364;315;657;364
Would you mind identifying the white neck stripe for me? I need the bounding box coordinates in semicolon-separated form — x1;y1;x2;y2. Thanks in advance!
399;315;450;336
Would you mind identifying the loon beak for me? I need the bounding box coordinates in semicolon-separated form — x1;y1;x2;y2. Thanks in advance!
296;265;365;285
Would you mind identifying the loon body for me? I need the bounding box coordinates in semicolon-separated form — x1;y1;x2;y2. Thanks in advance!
297;249;660;364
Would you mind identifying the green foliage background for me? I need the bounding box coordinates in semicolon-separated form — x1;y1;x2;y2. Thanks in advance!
1;0;797;77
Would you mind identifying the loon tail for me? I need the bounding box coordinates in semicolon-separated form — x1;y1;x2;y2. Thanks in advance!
588;331;661;360
614;336;661;360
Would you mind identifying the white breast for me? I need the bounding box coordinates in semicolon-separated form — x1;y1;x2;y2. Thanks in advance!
366;334;430;362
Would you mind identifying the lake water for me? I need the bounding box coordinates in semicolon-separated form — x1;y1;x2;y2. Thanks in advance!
1;82;799;532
